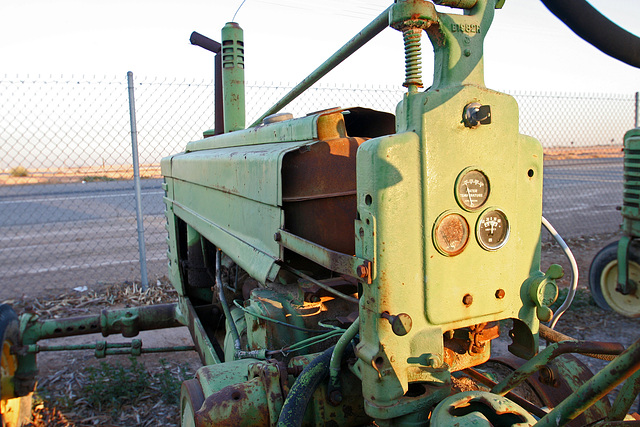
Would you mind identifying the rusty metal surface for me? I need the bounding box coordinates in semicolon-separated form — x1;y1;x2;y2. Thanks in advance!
609;369;640;421
492;340;628;397
539;324;625;361
536;337;640;426
430;390;537;426
443;322;499;372
20;303;181;341
495;354;612;427
462;367;548;420
195;379;271;427
276;230;370;285
181;378;206;419
282;136;366;256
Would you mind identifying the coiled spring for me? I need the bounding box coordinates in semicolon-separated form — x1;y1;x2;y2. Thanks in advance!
403;28;423;89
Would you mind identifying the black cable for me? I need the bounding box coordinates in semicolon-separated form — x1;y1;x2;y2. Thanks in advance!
277;346;335;427
540;0;640;68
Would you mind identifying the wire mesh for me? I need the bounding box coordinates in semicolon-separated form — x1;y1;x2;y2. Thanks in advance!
0;75;636;298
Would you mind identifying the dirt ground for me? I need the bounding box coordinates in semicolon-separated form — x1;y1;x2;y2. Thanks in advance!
5;230;640;426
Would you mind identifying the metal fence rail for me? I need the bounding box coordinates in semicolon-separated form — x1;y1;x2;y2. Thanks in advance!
0;75;636;299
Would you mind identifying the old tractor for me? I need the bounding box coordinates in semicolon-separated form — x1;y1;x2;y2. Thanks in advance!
2;0;640;426
589;128;640;318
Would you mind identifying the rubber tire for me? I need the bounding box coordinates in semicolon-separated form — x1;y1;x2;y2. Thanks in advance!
589;241;618;311
588;240;640;317
0;304;31;427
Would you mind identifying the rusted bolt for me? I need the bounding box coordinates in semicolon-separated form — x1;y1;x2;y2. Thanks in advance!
495;289;505;299
357;264;368;278
287;365;303;376
462;294;473;306
273;232;281;242
538;366;557;386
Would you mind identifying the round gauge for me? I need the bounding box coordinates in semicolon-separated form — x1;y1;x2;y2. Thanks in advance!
456;169;489;211
477;209;509;251
433;213;470;256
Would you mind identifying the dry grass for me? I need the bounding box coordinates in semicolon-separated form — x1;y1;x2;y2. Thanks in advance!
3;279;178;318
0;165;162;186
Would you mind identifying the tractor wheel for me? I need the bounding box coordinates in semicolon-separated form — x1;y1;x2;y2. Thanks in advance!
0;304;31;427
589;241;640;318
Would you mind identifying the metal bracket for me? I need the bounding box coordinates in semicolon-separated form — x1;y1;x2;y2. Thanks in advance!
275;229;372;284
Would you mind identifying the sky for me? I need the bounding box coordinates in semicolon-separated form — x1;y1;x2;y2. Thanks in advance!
0;0;638;94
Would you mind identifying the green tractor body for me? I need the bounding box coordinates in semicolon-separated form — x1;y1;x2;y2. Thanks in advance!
3;1;640;426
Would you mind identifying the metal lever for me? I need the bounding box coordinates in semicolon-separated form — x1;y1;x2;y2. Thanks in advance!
464;102;492;128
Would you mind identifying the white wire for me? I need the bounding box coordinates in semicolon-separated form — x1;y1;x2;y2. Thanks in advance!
541;216;579;330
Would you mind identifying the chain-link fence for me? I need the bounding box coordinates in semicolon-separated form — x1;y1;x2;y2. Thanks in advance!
0;75;637;299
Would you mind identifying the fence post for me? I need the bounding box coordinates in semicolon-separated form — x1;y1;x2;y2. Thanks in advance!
127;71;149;290
636;92;640;128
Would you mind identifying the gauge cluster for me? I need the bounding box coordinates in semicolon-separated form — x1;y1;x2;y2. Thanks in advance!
433;168;510;256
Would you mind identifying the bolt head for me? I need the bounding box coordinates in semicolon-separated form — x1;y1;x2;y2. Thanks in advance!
357;264;368;278
329;390;343;404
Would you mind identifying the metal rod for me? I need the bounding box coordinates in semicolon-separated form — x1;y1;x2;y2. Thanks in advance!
249;6;392;127
491;340;627;396
607;368;640;421
189;32;224;135
539;324;624;361
19;303;182;343
24;343;195;354
216;249;242;356
536;337;640;426
127;71;148;290
282;264;359;304
215;53;223;135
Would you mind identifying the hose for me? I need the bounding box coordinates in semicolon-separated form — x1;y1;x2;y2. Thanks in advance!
328;317;359;404
541;216;578;330
540;0;640;68
277;346;335;427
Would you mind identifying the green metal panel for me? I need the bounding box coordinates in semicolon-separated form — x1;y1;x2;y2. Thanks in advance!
622;128;640;235
354;3;545;416
414;86;542;327
355;85;544;420
162;110;355;285
170;140;314;206
186;113;323;153
171;182;282;284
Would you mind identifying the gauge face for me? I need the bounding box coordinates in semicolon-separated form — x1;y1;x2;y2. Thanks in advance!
456;169;489;211
434;213;470;256
477;209;509;250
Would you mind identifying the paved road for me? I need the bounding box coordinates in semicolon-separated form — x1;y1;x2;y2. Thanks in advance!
0;180;167;299
543;157;622;237
0;159;624;299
